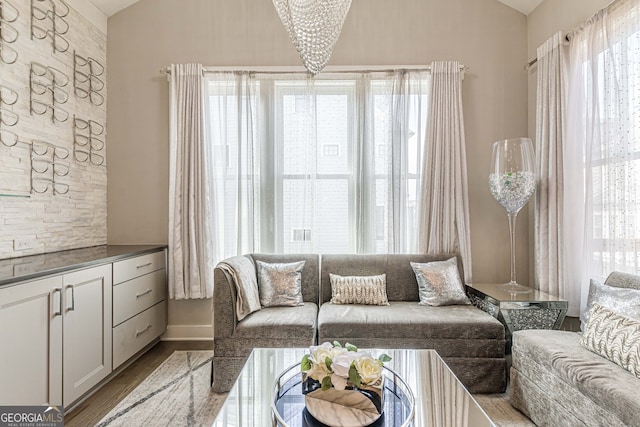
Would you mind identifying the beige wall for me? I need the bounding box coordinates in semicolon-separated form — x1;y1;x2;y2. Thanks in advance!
107;0;530;337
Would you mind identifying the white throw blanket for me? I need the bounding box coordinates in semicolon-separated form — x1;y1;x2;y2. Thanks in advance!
217;256;261;321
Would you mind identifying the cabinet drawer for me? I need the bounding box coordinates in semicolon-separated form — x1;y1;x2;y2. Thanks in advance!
113;251;165;285
113;269;166;327
113;301;166;369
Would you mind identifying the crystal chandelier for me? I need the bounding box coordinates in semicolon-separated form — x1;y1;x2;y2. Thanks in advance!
272;0;352;74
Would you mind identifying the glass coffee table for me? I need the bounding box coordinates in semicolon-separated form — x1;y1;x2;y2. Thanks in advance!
212;348;495;427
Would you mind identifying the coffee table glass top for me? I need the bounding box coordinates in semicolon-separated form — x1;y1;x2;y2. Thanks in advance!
212;348;495;427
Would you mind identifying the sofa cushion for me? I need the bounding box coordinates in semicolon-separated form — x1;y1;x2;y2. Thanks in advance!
320;254;462;303
512;330;640;427
317;302;503;340
234;303;318;339
604;271;640;290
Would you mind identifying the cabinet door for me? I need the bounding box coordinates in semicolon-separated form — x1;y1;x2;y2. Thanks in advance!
0;276;63;406
62;265;112;406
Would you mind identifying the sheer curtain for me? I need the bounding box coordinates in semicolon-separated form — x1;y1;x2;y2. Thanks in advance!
206;72;259;261
534;32;573;311
564;0;640;317
418;61;472;283
168;63;214;299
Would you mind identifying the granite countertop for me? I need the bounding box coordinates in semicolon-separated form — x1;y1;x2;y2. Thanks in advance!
0;245;167;288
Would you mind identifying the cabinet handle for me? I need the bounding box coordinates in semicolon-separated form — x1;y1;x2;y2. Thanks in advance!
135;289;153;298
52;288;62;317
136;262;153;269
66;285;75;312
135;324;152;337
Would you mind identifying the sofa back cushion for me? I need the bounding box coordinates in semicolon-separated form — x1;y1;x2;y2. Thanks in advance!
320;254;462;303
604;272;640;290
250;254;320;304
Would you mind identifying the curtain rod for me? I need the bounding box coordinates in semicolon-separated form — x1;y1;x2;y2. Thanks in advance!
525;33;571;70
160;64;469;76
525;0;621;70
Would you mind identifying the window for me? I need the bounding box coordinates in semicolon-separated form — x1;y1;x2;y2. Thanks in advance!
206;71;430;257
322;144;340;157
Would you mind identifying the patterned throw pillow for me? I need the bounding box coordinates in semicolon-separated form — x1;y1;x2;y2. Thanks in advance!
256;260;306;307
581;303;640;379
410;257;470;306
330;274;390;306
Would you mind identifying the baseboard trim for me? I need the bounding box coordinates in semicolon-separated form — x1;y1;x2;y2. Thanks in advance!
161;324;213;341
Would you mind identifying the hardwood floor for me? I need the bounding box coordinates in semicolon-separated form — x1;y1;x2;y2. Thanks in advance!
64;340;213;427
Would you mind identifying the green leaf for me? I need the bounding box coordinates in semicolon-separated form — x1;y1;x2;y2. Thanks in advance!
378;354;392;363
345;343;358;352
325;356;332;370
321;376;333;391
301;354;312;371
349;365;362;387
333;341;342;348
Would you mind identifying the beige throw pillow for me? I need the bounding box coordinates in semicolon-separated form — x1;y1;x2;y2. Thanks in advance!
410;257;470;306
581;302;640;379
256;260;306;307
330;274;390;306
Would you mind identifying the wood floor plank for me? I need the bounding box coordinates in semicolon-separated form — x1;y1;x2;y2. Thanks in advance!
64;340;213;427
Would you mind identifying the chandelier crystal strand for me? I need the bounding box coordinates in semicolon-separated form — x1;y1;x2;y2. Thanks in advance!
272;0;352;74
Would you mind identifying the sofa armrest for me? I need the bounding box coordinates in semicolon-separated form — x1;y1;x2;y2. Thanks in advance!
213;266;238;339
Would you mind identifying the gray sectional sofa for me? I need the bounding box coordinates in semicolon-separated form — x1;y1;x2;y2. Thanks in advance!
510;272;640;427
212;253;507;394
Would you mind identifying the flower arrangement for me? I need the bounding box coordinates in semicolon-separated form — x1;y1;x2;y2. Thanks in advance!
300;341;391;391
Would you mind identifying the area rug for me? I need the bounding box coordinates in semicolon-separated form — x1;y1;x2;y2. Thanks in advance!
97;350;533;427
97;351;226;427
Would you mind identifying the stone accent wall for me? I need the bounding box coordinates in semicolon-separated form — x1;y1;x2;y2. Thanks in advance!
0;0;106;259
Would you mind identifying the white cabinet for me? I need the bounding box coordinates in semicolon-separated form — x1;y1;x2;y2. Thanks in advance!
0;247;167;409
62;265;112;405
0;276;63;406
112;252;167;369
0;265;112;407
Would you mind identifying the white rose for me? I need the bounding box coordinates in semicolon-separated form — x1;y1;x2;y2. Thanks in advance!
306;360;330;382
309;342;333;365
331;373;348;390
331;351;355;378
354;356;383;385
332;350;368;378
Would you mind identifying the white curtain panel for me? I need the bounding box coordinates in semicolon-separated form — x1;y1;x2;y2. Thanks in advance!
418;61;473;283
534;32;574;312
565;0;640;318
168;63;214;299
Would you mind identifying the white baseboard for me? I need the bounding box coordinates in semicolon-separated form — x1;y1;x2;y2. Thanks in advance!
161;324;213;341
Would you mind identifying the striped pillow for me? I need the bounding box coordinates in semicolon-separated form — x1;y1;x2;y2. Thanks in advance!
581;302;640;379
330;274;390;306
